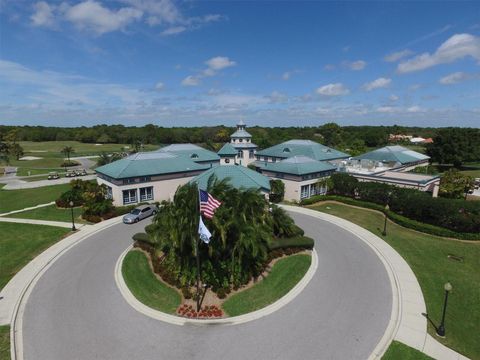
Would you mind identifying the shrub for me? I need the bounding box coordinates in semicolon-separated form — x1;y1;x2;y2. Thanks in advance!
82;214;102;223
269;179;285;203
268;236;314;251
181;287;192;300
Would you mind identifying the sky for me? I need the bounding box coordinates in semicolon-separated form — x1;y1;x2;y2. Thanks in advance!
0;0;479;128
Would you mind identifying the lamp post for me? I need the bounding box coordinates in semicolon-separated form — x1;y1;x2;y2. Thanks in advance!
382;204;389;236
437;282;452;337
69;200;76;231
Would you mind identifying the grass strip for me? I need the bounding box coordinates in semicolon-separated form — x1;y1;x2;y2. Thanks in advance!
0;183;71;213
223;254;311;316
0;222;70;290
122;250;181;314
5;204;85;223
0;325;9;360
382;341;433;360
311;202;479;359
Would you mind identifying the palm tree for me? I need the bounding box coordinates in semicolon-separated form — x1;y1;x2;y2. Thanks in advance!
61;146;75;164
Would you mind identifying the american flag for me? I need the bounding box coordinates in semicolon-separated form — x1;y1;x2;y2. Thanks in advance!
199;189;221;219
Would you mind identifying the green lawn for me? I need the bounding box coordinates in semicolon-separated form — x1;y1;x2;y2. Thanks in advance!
223;254;311;316
18;141;159;157
0;183;71;213
0;222;70;290
122;250;181;314
310;202;480;359
382;341;433;360
5;205;86;223
0;325;9;360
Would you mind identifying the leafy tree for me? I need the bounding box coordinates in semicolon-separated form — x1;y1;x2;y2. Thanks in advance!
439;169;475;199
426;128;480;167
329;172;358;197
96;152;124;166
0;141;10;165
96;133;112;144
9;143;24;160
318;122;343;147
269;179;285;203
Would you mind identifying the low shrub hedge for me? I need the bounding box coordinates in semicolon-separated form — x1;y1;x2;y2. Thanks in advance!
268;235;314;251
302;195;480;240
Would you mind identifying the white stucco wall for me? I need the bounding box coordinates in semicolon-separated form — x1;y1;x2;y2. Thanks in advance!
269;177;326;202
97;176;194;206
220;157;236;165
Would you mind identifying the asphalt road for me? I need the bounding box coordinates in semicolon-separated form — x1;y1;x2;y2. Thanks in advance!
23;212;392;360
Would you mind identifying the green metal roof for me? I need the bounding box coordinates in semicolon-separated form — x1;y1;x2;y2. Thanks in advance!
351;145;429;164
157;143;220;163
258;156;337;176
218;143;238;156
191;165;271;192
230;129;252;138
95;152;209;179
256;139;349;161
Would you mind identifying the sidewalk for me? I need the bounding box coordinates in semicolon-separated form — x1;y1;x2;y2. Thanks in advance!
0;202;55;217
0;217;84;229
281;205;469;360
2;175;96;190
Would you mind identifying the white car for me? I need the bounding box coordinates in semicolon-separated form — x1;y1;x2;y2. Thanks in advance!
123;205;158;224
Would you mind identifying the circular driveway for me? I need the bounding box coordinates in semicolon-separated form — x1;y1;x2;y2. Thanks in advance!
22;211;392;360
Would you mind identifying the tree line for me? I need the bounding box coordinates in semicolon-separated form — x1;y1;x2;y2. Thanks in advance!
1;123;479;167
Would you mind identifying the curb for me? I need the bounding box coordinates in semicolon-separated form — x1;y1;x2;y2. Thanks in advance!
6;217;123;360
114;245;318;326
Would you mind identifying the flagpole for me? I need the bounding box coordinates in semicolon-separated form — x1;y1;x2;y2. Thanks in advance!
196;187;201;313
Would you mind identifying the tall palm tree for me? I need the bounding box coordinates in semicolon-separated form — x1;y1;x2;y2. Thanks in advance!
61;146;75;164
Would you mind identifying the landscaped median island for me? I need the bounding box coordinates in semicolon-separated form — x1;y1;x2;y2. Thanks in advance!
308;201;480;360
382;341;434;360
121;179;314;319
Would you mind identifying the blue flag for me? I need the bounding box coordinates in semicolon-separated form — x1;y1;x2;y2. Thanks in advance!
198;216;212;244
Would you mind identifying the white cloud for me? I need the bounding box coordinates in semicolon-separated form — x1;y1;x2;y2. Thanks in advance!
205;56;236;71
343;60;367;70
154;82;165;91
316;83;350;96
407;106;424;113
389;94;399;102
397;33;480;73
121;0;181;25
282;71;291;80
64;0;143;34
181;75;200;86
161;26;186;36
439;71;470;85
377;106;397;113
324;64;336;71
363;77;392;91
384;49;414;62
265;91;288;104
31;1;55;27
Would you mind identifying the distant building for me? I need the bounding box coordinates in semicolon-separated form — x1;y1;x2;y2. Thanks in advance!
229;120;258;166
389;134;413;141
410;137;426;144
340;145;439;197
217;143;238;165
258;156;336;201
96;144;219;206
255;139;349;164
253;140;348;201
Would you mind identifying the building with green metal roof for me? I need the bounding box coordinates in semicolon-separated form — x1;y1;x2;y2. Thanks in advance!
229;120;258;166
257;155;336;202
350;145;429;167
255;139;349;163
191;165;271;194
156;143;220;165
217;143;238;165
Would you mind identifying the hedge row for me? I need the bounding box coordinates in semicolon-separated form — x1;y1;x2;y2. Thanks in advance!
268;235;315;251
301;195;480;240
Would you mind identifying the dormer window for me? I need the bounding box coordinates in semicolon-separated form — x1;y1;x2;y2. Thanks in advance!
283;147;291;153
239;139;243;142
190;153;199;159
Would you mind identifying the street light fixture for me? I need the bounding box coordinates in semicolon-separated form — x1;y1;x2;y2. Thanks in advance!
437;282;452;337
382;204;389;236
69;200;76;231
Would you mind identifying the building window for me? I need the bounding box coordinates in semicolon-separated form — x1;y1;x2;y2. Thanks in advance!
238;150;243;158
239;138;243;142
122;178;136;185
249;150;254;159
139;186;153;201
123;189;137;205
225;158;230;163
106;186;113;199
139;176;151;183
300;185;310;199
